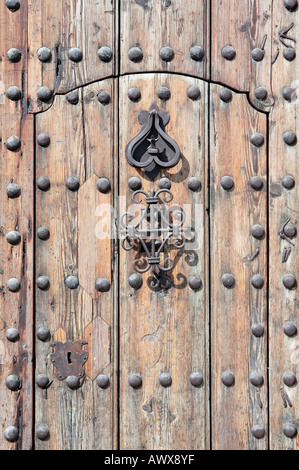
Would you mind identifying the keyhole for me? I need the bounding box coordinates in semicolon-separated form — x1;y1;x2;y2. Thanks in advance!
67;352;72;364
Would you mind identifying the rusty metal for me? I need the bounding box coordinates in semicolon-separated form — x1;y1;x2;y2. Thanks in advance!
4;426;18;443
128;46;143;63
128;273;143;289
6;230;21;246
125;104;180;179
37;327;51;342
37;47;52;63
50;340;88;381
37;86;53;103
68;47;83;62
36;375;50;389
121;188;191;276
219;88;233;103
96;375;110;389
7;48;21;63
96;177;111;193
6;182;21;199
6;86;21;101
221;372;235;387
65;176;80;191
5;135;21;152
128;87;141;102
160;46;174;62
66;376;80;390
6;375;21;391
95;278;111;292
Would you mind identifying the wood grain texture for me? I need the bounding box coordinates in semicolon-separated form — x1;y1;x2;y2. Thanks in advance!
119;73;209;450
269;1;299;451
120;0;210;78
0;1;33;450
210;85;268;450
28;0;117;113
35;79;116;449
211;0;272;97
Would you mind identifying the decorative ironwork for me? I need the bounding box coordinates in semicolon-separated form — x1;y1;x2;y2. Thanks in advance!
120;188;191;275
50;340;88;381
125;103;181;179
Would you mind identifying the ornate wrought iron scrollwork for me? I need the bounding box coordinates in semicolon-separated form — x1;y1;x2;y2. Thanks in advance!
125;103;181;179
120;188;191;276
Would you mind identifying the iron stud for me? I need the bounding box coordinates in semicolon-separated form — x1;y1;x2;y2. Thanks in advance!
219;88;232;102
251;224;265;240
251;48;265;62
65;176;79;191
281;175;295;189
251;324;264;337
37;227;50;241
5;0;20;11
284;322;297;337
251;425;265;439
6;183;21;199
250;373;264;387
190;46;204;61
5;135;21;152
128;177;142;191
6;375;21;391
128;46;143;63
158;177;171;190
66;90;79;105
37;176;50;191
37;133;50;148
282;274;297;290
6;328;19;342
283;131;297;146
66;376;80;390
97;90;110;105
37;86;53;103
95;278;110;292
221;371;235;387
221;175;234;191
284;0;298;11
128;274;143;290
36;374;50;389
187;86;201;101
188;276;202;291
159;373;172;387
97;46;113;62
157;86;171;101
160;46;174;62
7;48;21;62
159;276;172;290
251;275;264;289
189;372;203;387
128;87;141;102
36;276;50;291
68;48;83;62
254;86;268;101
6;86;21;101
250;133;265;147
221;273;235;289
7;278;20;292
4;426;18;443
36;425;50;441
129;374;142;389
283;48;296;61
187;177;201;192
6;231;21;246
283;424;297;438
249;176;263;191
282;86;296;102
37;327;51;342
37;47;52;62
65;276;79;290
284;223;296;238
283;372;297;387
96;177;111;193
221;45;236;61
96;374;110;389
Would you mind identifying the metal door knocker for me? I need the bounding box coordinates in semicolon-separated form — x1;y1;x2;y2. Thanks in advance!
125;103;181;179
120;188;191;276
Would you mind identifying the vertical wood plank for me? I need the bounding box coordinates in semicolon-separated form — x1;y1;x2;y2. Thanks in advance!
210;85;268;449
121;0;210;78
119;73;209;450
35;79;116;449
269;1;299;450
0;1;33;450
28;0;117;112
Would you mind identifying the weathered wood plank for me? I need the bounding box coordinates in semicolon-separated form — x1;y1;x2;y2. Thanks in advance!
210;85;268;450
35;79;116;449
0;0;33;450
120;0;210;79
119;73;209;450
211;0;272;97
28;0;117;113
269;1;299;450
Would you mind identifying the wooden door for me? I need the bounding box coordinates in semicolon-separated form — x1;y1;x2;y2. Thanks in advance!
0;0;298;451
